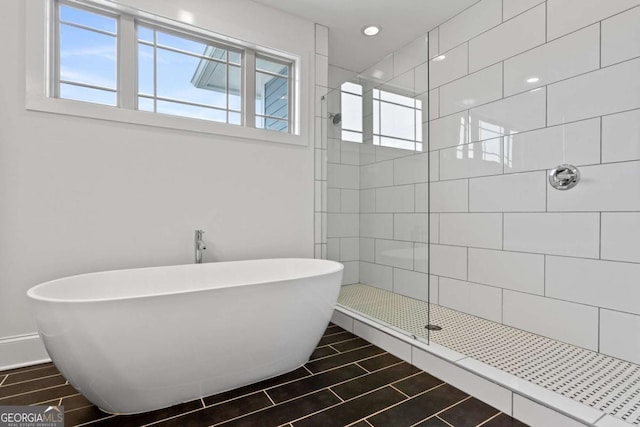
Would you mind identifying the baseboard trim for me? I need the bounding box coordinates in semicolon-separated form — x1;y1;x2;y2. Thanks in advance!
0;333;51;371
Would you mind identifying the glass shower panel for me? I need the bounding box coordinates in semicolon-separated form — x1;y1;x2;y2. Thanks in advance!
323;61;431;344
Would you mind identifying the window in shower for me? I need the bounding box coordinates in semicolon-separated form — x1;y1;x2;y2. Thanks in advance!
340;82;363;143
373;89;423;151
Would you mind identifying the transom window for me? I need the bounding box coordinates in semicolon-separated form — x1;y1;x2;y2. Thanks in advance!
53;0;295;133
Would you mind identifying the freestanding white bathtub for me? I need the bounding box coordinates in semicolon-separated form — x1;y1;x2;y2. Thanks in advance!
27;258;343;414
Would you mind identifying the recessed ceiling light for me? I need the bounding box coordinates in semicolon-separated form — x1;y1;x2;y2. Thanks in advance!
433;55;446;62
361;25;381;36
526;77;540;83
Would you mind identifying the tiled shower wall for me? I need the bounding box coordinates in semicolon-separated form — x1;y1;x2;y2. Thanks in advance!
323;0;640;366
428;0;640;364
314;24;329;260
325;41;437;292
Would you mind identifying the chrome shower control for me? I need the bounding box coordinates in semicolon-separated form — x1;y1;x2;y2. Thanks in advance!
549;164;580;190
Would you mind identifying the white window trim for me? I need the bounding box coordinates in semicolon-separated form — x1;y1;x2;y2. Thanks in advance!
25;0;309;147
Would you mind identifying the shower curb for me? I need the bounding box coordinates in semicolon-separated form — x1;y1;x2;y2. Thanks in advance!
333;305;632;427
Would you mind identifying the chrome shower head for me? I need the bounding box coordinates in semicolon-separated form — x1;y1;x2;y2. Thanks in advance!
329;113;342;125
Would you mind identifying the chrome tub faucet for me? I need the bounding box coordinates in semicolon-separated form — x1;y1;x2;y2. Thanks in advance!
195;230;206;264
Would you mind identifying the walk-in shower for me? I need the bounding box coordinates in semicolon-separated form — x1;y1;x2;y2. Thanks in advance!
318;3;640;423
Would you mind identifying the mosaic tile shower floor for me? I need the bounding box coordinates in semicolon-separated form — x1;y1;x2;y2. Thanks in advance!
338;284;640;426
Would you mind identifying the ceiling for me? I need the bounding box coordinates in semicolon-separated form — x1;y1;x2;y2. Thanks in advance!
250;0;478;72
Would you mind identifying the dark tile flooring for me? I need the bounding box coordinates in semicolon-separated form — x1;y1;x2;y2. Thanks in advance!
0;324;528;426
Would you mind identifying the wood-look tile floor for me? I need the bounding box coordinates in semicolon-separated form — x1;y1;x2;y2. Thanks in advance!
0;324;528;427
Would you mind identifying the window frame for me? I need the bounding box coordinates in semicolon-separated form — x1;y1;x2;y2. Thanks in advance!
53;0;120;104
254;53;293;132
25;0;306;146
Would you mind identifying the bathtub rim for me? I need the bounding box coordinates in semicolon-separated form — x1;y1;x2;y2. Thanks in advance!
26;258;344;304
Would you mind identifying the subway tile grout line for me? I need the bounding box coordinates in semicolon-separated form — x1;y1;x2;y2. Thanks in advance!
264;390;277;406
348;277;640;329
324;336;363;347
544;0;548;43
272;385;399;426
389;384;410;399
0;364;55;378
318;383;450;424
390;370;430;387
0;382;73;402
75;414;118;427
434;415;455;427
599;212;602;260
543;255;546;296
326;344;340;353
367;360;406;374
305;345;375;365
406;395;473;427
354;362;370;373
290;377;450;427
431;52;640;124
599;21;602;69
379;234;638;264
322;329;352;338
32;392;84;407
431;394;473;418
184;367;319;412
361;157;638;189
476;411;503;427
327;387;344;402
427;106;639;152
200;397;206;408
264;361;387;407
0;373;64;388
598;308;601;353
430;19;640;96
0;375;6;387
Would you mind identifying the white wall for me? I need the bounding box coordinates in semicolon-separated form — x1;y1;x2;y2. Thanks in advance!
0;0;317;368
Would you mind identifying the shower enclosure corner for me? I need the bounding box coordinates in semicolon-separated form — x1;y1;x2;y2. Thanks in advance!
320;59;432;345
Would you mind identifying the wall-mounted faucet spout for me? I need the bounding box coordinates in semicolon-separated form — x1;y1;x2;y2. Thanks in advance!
195;230;206;264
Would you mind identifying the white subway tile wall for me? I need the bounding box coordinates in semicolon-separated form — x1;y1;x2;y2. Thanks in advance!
322;0;640;364
468;4;546;72
439;277;503;322
314;24;330;263
502;0;545;21
426;0;640;360
503;290;599;351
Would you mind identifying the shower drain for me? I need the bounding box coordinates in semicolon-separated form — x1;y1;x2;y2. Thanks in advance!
425;324;442;331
